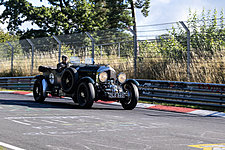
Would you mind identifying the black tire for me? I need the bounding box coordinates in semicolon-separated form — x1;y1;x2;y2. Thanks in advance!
76;82;95;109
61;68;77;93
121;82;139;110
33;79;46;103
72;94;78;104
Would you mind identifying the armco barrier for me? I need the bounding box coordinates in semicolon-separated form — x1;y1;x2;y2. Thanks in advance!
0;76;34;90
136;79;225;108
0;77;225;108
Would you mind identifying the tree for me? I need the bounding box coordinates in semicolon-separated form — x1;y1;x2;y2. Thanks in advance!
185;9;225;58
134;0;151;17
0;0;150;39
0;29;18;43
140;8;225;62
128;0;150;55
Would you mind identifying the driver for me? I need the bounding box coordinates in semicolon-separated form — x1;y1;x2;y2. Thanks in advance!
57;55;68;72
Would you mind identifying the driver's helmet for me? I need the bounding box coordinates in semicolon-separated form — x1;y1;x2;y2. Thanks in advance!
62;55;68;62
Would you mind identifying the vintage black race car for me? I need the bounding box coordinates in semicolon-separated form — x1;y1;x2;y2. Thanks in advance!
33;57;139;110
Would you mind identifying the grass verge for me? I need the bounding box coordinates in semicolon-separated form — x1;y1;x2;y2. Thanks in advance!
0;146;7;150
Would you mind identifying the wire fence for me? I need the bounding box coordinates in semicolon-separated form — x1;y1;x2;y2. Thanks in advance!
136;18;225;83
1;18;225;83
0;29;135;77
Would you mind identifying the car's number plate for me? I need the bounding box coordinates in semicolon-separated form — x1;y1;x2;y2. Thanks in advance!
108;92;125;98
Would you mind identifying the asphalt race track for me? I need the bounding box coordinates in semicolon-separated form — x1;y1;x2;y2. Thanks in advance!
0;93;225;150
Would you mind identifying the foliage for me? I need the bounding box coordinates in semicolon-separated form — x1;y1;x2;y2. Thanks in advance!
186;9;225;58
158;29;186;61
139;8;225;61
0;0;150;39
136;9;225;82
134;0;151;17
0;29;18;43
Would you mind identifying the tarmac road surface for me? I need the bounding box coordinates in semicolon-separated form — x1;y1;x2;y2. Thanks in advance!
0;93;225;150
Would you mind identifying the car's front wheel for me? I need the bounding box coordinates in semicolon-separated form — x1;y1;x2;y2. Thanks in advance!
33;79;46;103
76;82;95;109
121;82;139;110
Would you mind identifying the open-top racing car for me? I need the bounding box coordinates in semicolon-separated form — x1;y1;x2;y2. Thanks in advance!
33;57;139;110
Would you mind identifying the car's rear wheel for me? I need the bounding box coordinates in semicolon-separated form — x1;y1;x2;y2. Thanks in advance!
33;79;46;103
77;82;95;109
61;68;77;93
121;82;139;110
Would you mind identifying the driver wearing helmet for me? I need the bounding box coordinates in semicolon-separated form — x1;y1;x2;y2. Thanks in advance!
57;55;68;72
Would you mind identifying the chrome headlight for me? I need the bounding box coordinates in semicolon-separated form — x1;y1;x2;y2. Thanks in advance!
118;72;126;84
99;72;108;82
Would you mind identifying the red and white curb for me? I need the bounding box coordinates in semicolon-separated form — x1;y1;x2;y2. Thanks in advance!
1;91;225;118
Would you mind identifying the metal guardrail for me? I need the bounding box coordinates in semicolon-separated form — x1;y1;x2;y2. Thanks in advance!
137;79;225;108
1;76;225;108
0;76;34;90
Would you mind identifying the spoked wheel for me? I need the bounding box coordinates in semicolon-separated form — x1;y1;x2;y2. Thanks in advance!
33;79;46;103
121;82;139;110
77;82;95;109
61;68;77;94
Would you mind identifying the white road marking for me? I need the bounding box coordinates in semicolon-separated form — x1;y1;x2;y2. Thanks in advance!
52;120;69;123
5;116;97;126
32;126;57;130
23;128;132;136
10;108;20;112
11;120;31;126
0;141;25;150
41;120;55;124
5;115;91;120
46;145;74;150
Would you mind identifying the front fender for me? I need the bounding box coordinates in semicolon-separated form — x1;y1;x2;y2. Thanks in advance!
77;77;95;85
34;75;45;80
124;79;139;87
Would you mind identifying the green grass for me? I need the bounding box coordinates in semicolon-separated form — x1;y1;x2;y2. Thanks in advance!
0;146;7;150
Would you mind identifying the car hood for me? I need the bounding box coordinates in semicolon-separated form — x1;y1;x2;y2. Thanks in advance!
70;64;116;81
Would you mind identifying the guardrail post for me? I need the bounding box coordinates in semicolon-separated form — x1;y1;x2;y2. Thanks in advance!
52;36;62;63
7;42;14;75
180;21;191;81
118;42;120;58
26;39;34;75
128;28;138;78
100;45;102;58
85;46;88;56
85;32;95;61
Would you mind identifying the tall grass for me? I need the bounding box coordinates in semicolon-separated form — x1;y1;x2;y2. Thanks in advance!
0;50;225;84
135;51;225;83
0;51;59;77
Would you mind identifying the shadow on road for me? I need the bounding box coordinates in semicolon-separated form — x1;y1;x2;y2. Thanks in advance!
0;98;123;110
